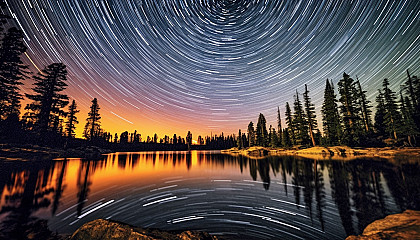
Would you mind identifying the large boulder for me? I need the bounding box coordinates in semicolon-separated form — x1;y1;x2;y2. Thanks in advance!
346;210;420;240
70;219;217;240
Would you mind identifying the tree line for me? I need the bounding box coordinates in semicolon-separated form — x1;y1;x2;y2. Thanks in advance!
239;71;420;149
1;5;418;150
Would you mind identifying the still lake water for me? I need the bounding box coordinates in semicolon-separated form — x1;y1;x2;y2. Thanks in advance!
0;151;419;239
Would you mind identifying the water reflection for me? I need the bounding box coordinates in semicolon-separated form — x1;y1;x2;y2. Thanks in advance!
0;151;419;239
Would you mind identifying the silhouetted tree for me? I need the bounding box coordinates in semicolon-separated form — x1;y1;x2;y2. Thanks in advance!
322;79;342;145
269;125;278;148
338;72;362;146
0;27;28;120
400;92;418;146
382;79;402;140
237;129;243;149
303;84;318;146
25;63;69;134
256;113;268;146
65;100;79;138
282;127;292;147
247;121;255;147
355;78;373;133
186;131;192;150
293;90;309;145
120;131;128;143
83;98;101;140
374;90;386;138
285;102;296;145
277;107;283;146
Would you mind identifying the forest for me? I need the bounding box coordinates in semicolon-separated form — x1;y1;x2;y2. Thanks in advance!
0;4;419;152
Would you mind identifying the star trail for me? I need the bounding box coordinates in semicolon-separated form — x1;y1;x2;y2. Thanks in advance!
5;0;420;137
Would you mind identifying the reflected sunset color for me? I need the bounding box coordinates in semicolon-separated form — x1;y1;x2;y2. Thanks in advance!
0;151;419;239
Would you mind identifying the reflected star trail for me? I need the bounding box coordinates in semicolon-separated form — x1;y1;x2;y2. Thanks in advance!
5;0;420;137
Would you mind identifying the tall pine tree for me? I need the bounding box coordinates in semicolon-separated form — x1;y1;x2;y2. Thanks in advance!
285;102;296;145
256;113;268;147
374;90;386;138
322;79;342;145
337;72;362;146
382;79;402;140
303;84;318;147
355;78;373;133
25;63;69;134
293;90;309;146
277;107;283;147
247;121;256;147
0;27;28;120
65;100;79;138
83;98;101;140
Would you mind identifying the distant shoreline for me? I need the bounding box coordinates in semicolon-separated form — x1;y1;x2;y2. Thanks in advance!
221;146;420;160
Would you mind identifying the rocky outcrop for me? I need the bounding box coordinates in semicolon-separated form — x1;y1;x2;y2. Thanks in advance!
346;210;420;240
70;219;218;240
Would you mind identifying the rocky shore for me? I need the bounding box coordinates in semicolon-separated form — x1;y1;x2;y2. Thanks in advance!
221;146;420;160
346;210;420;240
0;143;112;161
69;219;218;240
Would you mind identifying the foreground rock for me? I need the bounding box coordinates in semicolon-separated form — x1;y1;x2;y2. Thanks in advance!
70;219;218;240
346;210;420;240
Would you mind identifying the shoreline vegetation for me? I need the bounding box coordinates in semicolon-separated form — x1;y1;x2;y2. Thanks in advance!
222;146;420;161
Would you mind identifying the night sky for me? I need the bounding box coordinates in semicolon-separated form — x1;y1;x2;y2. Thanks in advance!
5;0;420;138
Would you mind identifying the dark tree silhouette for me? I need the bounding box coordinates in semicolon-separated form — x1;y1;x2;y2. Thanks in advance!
0;27;28;121
256;113;268;146
83;98;101;140
322;79;342;145
277;107;283;146
303;84;318;147
374;90;387;138
400;92;418;146
25;63;69;134
338;72;363;146
247;121;255;147
186;131;192;150
355;78;373;133
382;79;402;140
65;100;79;138
293;90;309;146
285;102;296;145
237;129;243;149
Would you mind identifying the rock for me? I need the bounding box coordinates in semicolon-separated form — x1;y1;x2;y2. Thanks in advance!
70;219;218;240
346;210;420;240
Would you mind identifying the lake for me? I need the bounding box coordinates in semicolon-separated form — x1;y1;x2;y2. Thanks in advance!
0;151;419;239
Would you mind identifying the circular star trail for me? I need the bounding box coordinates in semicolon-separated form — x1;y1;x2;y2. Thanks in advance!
5;0;420;137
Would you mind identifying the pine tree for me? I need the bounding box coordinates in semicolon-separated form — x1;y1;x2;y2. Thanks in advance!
0;27;28;120
322;79;342;145
400;92;418;146
247;121;255;147
303;84;318;146
237;129;243;149
382;79;402;140
293;90;309;146
65;100;79;138
83;98;101;140
405;70;420;134
186;131;192;150
355;78;373;133
282;127;292;147
374;90;386;138
270;126;278;148
337;72;362;146
25;63;69;133
285;102;296;145
277;107;283;146
256;113;268;147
